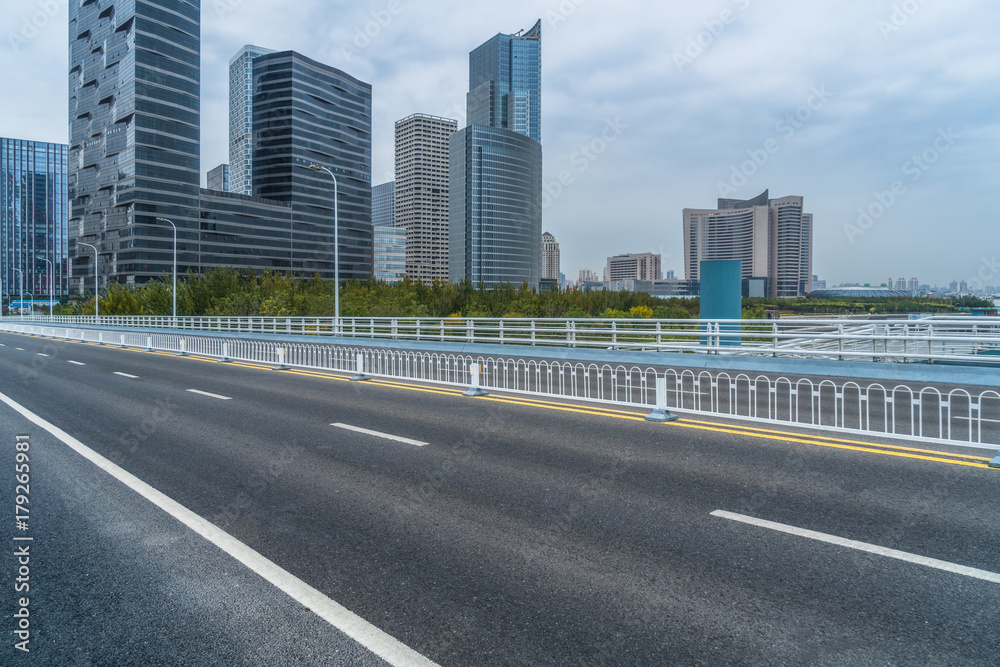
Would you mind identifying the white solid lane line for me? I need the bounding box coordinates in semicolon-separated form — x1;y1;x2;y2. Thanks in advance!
711;510;1000;584
68;361;86;366
0;390;439;667
114;372;140;379
187;389;232;401
331;423;429;447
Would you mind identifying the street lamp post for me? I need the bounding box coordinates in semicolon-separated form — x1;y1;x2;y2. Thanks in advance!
42;258;54;316
79;242;99;321
307;163;340;333
155;217;178;322
12;268;23;316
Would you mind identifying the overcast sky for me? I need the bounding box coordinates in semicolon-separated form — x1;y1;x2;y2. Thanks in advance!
3;0;998;287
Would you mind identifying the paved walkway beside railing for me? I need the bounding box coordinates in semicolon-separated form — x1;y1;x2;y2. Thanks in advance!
4;320;999;456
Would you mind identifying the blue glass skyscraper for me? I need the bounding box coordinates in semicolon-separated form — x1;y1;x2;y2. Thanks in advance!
450;20;543;288
467;20;541;142
1;138;68;303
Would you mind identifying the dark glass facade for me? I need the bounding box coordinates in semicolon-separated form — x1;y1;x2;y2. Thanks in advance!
68;3;372;289
252;51;373;280
69;0;201;291
1;139;68;301
449;125;542;288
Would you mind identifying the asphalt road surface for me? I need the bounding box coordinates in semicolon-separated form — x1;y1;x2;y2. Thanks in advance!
1;331;998;666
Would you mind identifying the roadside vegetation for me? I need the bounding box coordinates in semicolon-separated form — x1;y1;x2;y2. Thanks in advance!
7;267;992;319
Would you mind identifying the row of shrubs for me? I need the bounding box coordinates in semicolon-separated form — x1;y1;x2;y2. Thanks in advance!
16;267;989;319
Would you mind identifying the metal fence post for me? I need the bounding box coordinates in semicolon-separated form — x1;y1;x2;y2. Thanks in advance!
645;376;679;422
177;339;187;356
463;362;488;397
350;353;369;381
273;347;290;370
219;341;231;363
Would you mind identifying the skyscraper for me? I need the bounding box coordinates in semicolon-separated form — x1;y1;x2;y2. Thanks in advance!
683;190;813;297
229;45;276;196
541;232;560;281
69;3;372;291
395;114;457;285
467;20;542;142
252;50;373;280
372;181;395;229
207;164;229;192
1;138;68;303
69;0;201;292
373;226;406;284
450;21;543;289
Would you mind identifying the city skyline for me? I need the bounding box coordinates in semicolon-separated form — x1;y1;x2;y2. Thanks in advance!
2;0;997;288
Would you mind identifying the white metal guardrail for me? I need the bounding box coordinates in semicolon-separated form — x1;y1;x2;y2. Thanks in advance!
6;314;1000;364
4;321;1000;453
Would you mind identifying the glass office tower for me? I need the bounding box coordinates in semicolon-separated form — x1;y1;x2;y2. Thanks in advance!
1;138;68;304
252;51;373;280
450;20;543;288
372;181;395;228
68;3;372;290
68;0;201;292
229;45;275;196
467;20;541;142
373;226;406;284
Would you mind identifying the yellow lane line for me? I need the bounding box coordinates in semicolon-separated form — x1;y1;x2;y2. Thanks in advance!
668;420;991;468
6;330;995;469
678;417;994;461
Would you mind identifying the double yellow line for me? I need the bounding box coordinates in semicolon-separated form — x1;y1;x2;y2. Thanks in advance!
20;332;1000;470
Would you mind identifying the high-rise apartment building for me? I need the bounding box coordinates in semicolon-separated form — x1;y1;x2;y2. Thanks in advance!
605;253;661;282
450;20;543;289
683;190;813;297
372;181;395;229
1;138;68;302
68;2;372;291
229;45;275;196
395;114;456;285
541;232;560;281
